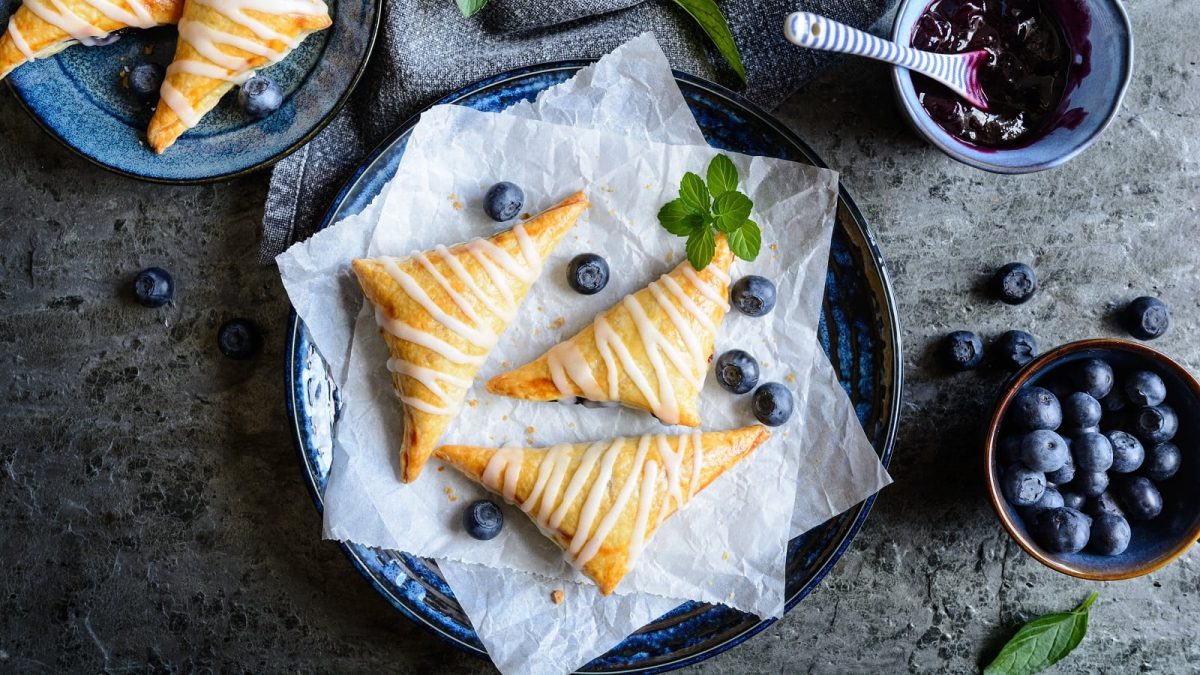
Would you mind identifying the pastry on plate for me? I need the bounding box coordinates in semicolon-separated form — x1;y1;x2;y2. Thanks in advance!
488;235;734;426
436;424;770;595
353;192;589;483
1;0;183;80
147;0;331;153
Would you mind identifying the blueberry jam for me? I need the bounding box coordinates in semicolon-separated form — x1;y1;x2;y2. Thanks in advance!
911;0;1071;147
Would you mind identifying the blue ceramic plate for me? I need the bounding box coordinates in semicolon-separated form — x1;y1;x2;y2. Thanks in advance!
2;0;379;183
285;63;902;673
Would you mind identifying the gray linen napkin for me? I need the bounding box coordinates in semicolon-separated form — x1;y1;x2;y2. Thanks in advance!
261;0;893;263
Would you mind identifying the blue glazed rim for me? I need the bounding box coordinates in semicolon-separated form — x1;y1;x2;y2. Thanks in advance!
284;61;902;673
2;0;382;184
889;0;1134;174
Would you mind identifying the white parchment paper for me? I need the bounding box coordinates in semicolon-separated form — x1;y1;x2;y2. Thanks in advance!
277;35;892;675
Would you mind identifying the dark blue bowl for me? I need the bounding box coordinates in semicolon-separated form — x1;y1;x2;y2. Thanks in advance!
891;0;1134;173
985;339;1200;579
2;0;379;183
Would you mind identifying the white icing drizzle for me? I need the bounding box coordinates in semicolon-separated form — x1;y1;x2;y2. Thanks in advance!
7;19;34;59
546;261;728;425
162;0;328;128
6;0;159;62
370;224;539;416
479;432;708;574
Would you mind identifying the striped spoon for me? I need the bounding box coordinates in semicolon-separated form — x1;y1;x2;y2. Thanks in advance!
784;11;990;110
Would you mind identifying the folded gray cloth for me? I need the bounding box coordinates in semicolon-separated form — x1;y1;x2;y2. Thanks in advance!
261;0;893;263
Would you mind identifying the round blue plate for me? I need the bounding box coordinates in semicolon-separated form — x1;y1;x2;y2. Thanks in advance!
285;62;902;673
2;0;379;183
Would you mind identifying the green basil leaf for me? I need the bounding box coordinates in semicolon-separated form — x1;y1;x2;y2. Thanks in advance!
672;0;747;84
728;220;761;261
679;172;710;214
658;199;704;236
456;0;488;17
706;154;739;197
984;593;1098;675
685;227;716;270
712;190;753;232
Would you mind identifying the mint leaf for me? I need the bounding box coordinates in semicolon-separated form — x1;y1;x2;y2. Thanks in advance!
707;155;739;197
672;0;747;84
728;220;761;261
679;172;710;214
984;593;1098;675
685;227;716;270
658;199;704;236
712;191;752;232
456;0;488;17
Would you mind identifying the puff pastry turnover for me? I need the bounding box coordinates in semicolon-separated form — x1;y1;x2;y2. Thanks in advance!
488;235;734;426
147;0;331;153
1;0;183;80
352;192;589;483
436;425;770;595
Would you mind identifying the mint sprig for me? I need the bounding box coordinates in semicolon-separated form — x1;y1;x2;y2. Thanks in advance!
984;592;1098;675
456;0;487;17
657;154;760;269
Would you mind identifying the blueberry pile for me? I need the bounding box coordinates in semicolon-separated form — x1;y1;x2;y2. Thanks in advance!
717;276;793;426
998;358;1185;556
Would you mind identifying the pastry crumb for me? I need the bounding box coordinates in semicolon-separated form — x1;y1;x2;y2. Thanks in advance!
552;590;565;605
761;360;770;368
143;45;153;55
501;360;511;369
502;415;509;421
785;373;796;383
551;317;566;330
769;243;779;251
520;212;532;220
567;422;576;429
437;465;446;472
602;185;615;193
452;201;463;210
643;183;653;190
665;251;674;263
722;550;730;561
526;426;536;435
443;486;458;502
467;399;479;408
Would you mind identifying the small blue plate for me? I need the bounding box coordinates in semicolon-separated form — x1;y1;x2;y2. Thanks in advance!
2;0;379;183
285;63;902;673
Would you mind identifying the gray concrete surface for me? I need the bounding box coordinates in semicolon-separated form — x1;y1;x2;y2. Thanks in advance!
1;0;1198;671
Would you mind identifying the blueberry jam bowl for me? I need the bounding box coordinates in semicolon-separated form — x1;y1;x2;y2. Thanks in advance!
891;0;1133;173
984;339;1200;580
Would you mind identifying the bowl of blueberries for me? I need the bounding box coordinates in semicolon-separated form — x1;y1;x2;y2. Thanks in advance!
985;338;1200;579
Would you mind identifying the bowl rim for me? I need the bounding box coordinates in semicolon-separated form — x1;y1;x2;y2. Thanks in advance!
888;0;1135;174
984;337;1200;580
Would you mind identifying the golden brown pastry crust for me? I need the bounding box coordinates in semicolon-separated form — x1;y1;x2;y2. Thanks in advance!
487;235;734;426
147;0;331;153
0;0;183;80
352;192;589;483
435;424;770;595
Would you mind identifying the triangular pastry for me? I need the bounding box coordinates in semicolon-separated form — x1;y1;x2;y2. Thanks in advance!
146;0;331;153
352;192;589;483
1;0;183;80
487;235;734;426
435;425;770;595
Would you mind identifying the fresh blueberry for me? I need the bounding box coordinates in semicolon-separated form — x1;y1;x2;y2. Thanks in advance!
238;76;283;118
1062;392;1102;429
1135;404;1178;444
1001;463;1046;507
1089;513;1131;556
463;499;504;540
483;181;524;222
1060;424;1100;440
132;267;173;307
715;349;759;395
1099;388;1128;413
1105;430;1145;473
1123;296;1170;340
997;435;1023;465
1020;430;1069;473
566;253;609;295
1035;507;1091;553
730;276;777;317
1119;476;1164;520
1012;386;1062;431
1073;470;1109;498
1071;358;1114;400
751;382;793;426
1143;442;1181;481
1060;490;1086;511
129;62;164;97
993;330;1037;371
1045;452;1075;486
992;262;1037;305
942;330;984;371
1084;490;1125;519
217;318;262;360
1030;485;1065;512
1072;432;1113;472
1125;370;1167;407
